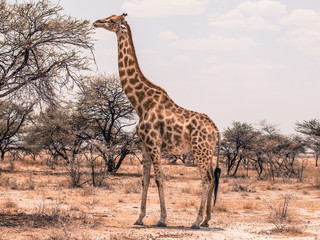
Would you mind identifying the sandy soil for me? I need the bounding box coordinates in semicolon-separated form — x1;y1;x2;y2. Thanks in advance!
0;158;319;240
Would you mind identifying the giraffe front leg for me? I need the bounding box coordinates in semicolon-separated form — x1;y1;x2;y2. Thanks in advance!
134;154;151;226
153;161;167;227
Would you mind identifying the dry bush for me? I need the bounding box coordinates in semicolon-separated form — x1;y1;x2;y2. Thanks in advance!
4;198;18;209
46;229;71;240
25;174;35;190
265;193;304;235
124;179;140;194
232;182;249;192
243;202;254;210
80;187;95;197
215;203;228;213
110;231;148;240
181;186;192;194
33;198;69;220
312;177;320;189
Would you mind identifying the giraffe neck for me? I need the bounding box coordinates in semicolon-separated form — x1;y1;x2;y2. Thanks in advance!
116;24;169;118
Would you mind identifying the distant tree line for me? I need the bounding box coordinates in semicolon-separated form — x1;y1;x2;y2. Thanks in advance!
166;120;320;181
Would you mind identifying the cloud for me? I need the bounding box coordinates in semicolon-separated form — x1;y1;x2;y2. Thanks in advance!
281;9;320;28
169;34;255;51
158;31;179;40
121;0;209;18
239;0;287;17
282;28;320;55
210;9;279;31
281;9;320;55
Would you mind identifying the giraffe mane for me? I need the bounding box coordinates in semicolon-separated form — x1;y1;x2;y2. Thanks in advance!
125;23;169;96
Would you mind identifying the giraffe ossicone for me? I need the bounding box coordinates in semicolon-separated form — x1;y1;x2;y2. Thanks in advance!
93;14;221;229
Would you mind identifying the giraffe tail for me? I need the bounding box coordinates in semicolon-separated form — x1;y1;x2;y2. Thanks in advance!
213;131;221;206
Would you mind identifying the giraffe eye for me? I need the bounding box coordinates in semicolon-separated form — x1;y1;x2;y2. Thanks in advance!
110;19;115;24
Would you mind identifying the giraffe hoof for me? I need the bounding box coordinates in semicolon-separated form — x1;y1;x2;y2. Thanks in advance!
200;222;209;227
134;220;144;226
191;223;200;229
156;221;167;227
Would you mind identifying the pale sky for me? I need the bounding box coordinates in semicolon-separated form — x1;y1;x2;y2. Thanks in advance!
57;0;320;134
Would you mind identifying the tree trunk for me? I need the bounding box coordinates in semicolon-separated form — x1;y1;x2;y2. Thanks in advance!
0;150;4;161
114;148;130;172
231;157;243;177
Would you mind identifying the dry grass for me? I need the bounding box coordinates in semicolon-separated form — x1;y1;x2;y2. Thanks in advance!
0;156;319;239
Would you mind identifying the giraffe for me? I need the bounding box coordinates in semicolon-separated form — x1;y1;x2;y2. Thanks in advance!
93;13;221;229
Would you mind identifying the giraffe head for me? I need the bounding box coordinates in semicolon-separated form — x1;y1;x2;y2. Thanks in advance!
93;13;128;34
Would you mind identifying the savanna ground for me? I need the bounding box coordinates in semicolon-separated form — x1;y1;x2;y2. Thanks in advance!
0;156;320;240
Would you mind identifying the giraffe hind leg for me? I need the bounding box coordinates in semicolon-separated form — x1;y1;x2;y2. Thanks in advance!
201;174;214;227
191;162;211;229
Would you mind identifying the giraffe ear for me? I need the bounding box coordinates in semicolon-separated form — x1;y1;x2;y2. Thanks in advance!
119;21;128;32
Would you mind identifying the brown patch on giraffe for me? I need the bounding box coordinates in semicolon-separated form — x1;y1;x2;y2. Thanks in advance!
165;102;173;109
143;99;156;110
119;62;124;68
136;91;146;102
121;78;128;86
150;131;157;138
135;83;143;90
173;135;182;146
130;78;139;85
166;131;172;139
157;113;164;121
145;122;152;133
128;96;137;107
119;43;124;49
129;59;134;66
119;70;125;76
125;86;133;94
147;89;154;96
184;132;189;141
146;136;154;146
127;68;135;76
155;121;165;136
139;132;146;141
149;113;156;123
154;94;160;101
119;51;123;59
124;56;129;67
125;40;129;47
137;106;143;116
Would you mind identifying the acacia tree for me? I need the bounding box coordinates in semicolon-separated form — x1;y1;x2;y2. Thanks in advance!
77;74;138;173
26;105;90;187
296;119;320;166
0;0;94;102
0;100;33;161
221;122;258;176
